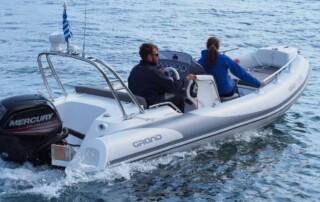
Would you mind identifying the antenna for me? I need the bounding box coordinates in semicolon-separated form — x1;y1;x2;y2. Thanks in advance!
82;0;88;57
221;48;239;54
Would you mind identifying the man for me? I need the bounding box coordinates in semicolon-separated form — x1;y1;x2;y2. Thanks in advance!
128;43;196;113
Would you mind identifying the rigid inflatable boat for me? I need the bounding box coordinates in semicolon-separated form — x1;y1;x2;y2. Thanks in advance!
0;45;309;170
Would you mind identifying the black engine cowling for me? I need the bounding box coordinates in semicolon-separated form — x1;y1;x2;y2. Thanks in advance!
0;94;67;165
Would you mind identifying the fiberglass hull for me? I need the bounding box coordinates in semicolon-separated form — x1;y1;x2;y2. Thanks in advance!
69;53;309;169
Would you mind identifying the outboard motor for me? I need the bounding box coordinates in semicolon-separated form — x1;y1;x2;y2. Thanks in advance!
0;94;67;165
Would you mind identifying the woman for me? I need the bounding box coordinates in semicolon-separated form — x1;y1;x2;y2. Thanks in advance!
197;36;263;97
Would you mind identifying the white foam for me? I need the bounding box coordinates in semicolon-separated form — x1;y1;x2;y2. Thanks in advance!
232;128;272;142
0;128;273;199
0;162;65;198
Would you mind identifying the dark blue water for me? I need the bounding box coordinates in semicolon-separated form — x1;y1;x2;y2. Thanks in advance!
1;0;319;201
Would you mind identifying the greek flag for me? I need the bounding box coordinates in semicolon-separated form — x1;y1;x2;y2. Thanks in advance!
63;5;73;42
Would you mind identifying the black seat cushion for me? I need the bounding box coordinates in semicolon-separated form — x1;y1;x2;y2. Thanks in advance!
75;85;147;109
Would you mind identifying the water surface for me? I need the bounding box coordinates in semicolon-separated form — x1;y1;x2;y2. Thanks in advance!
0;0;319;201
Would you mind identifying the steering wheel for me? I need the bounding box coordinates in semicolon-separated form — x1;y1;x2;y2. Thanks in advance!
186;80;198;98
185;79;199;108
163;67;180;80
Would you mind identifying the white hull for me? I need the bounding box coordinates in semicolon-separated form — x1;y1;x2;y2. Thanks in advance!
33;46;309;170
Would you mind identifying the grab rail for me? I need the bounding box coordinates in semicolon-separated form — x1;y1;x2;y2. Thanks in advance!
261;54;298;87
37;51;144;120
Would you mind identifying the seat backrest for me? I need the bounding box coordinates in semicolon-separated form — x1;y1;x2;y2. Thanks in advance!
254;46;298;67
237;46;298;69
75;85;147;109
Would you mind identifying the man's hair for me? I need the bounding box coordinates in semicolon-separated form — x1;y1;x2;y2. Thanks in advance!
139;43;158;60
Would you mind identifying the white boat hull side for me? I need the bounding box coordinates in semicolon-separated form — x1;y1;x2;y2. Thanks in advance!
110;75;307;166
68;128;183;169
66;53;309;169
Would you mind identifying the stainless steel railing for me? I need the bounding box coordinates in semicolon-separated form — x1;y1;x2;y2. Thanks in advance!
37;51;144;120
261;54;298;87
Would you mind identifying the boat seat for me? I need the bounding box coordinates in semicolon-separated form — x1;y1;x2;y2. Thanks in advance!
75;85;147;109
220;79;241;102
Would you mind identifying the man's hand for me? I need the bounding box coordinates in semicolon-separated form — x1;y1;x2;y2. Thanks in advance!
186;74;197;81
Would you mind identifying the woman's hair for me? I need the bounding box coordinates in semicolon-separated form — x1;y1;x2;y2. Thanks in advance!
139;43;158;60
206;36;220;68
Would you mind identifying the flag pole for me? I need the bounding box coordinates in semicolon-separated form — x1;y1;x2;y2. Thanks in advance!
63;2;68;52
82;0;88;57
63;1;72;53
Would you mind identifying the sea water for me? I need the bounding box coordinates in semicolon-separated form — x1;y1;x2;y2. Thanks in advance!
0;0;319;201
